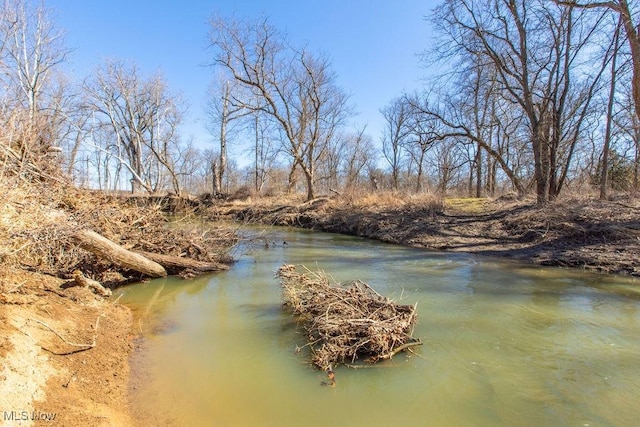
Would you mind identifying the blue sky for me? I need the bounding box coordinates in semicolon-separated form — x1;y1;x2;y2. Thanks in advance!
47;0;440;159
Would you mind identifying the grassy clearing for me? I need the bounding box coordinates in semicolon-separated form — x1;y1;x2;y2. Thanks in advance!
444;197;491;213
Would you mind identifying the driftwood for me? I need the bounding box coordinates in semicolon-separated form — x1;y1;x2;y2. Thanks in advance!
73;229;167;278
71;270;112;297
134;250;230;273
277;264;420;371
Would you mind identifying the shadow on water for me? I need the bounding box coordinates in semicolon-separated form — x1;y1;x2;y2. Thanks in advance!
119;226;640;427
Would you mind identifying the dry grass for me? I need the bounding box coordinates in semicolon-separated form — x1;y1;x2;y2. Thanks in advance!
444;197;491;214
335;189;444;212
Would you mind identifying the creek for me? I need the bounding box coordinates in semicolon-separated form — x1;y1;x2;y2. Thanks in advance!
118;226;640;426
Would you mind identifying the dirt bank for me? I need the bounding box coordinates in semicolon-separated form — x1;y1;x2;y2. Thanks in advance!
208;194;640;277
0;174;237;425
0;270;133;426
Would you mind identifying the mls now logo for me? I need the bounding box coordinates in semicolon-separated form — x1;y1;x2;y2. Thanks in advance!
3;410;57;422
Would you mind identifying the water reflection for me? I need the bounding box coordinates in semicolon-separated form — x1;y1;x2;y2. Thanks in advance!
119;227;640;427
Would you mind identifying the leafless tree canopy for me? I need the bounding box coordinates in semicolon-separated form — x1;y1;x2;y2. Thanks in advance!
82;60;186;194
207;16;352;200
1;1;639;198
0;0;71;174
405;0;621;203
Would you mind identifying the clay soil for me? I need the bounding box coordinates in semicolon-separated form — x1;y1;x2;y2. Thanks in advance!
0;174;236;426
209;193;640;277
0;270;134;426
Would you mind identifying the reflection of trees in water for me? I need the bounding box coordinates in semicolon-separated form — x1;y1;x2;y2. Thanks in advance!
120;275;210;335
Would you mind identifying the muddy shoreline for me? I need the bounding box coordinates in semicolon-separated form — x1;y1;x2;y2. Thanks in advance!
0;180;237;426
208;196;640;278
0;271;134;426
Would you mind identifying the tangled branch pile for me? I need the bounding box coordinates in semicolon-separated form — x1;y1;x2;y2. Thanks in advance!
1;169;238;293
277;264;421;370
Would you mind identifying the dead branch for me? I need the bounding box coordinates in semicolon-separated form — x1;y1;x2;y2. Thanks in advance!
375;339;423;361
276;264;420;370
70;270;112;297
134;250;230;273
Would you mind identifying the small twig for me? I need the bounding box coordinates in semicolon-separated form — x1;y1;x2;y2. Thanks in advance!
8;280;28;293
377;340;423;361
295;338;322;353
111;293;123;304
7;242;33;256
346;363;397;369
27;316;100;355
408;347;427;361
62;370;77;388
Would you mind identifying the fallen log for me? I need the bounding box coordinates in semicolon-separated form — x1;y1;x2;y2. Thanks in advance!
134;250;230;273
73;229;167;278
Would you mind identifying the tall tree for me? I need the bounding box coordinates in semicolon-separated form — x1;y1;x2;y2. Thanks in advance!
380;96;411;190
83;60;184;193
405;89;527;197
404;101;439;192
0;0;71;165
600;18;623;199
433;0;608;203
208;16;351;200
206;78;251;194
556;1;640;123
2;0;69;123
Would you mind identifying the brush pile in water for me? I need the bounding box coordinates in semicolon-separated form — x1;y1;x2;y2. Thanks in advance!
276;264;421;370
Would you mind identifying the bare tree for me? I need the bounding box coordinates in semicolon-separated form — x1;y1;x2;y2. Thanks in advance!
343;128;375;189
556;1;640;123
600;17;623;199
206;78;252;194
0;0;71;172
250;111;279;193
1;0;70;124
405;88;528;196
380;96;412;190
614;83;640;190
432;0;610;203
83;60;185;193
208;16;351;201
403;99;441;192
427;138;467;194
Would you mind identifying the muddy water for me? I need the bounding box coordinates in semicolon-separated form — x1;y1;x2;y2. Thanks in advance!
119;227;640;427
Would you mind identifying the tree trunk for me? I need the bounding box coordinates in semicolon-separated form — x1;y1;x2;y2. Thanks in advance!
287;160;299;194
74;229;167;278
218;82;230;194
211;159;220;194
601;18;621;200
532;113;552;205
475;145;483;198
618;0;640;125
303;168;315;201
135;251;230;273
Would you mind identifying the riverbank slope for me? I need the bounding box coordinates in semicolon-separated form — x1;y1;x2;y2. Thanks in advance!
0;177;237;426
208;193;640;277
